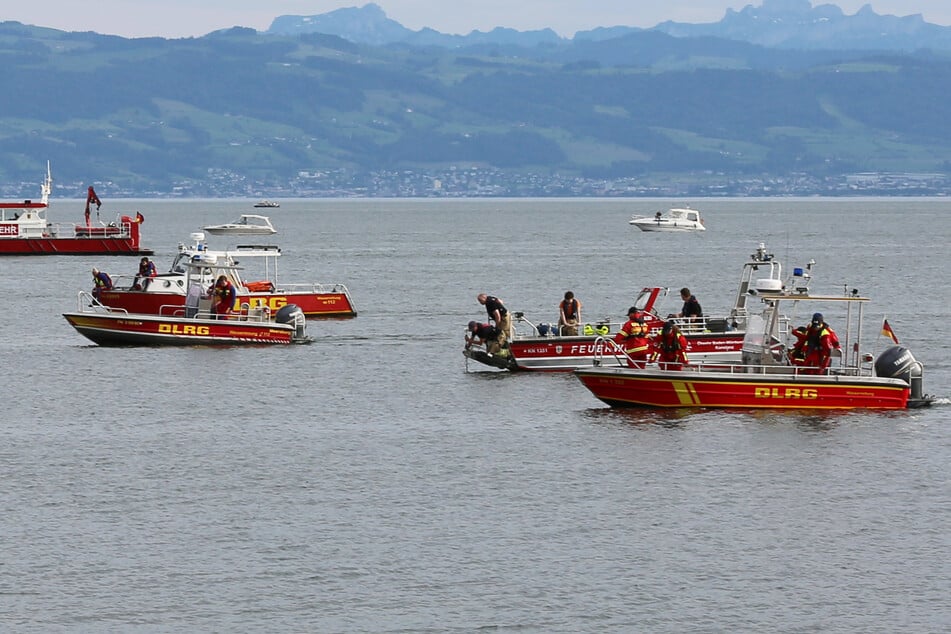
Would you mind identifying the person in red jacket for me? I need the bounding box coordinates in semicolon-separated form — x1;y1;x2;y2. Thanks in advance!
613;306;651;368
797;312;840;374
209;275;237;319
651;320;689;370
133;256;157;290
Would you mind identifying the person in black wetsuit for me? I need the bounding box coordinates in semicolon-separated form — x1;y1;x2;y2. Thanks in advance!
477;293;511;346
466;321;502;354
677;287;703;322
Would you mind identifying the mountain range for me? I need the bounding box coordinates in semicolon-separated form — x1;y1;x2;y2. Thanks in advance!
2;0;951;197
269;1;951;51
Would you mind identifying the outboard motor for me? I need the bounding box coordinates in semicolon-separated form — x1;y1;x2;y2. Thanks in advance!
875;345;928;405
275;304;307;340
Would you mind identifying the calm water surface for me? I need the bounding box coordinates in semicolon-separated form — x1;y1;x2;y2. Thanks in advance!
1;198;949;632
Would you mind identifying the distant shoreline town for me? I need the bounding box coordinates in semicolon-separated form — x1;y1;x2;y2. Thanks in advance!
5;169;949;199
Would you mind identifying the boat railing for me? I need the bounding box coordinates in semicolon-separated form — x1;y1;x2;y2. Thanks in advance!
272;282;352;295
584;330;874;377
512;312;624;338
78;290;131;314
674;357;874;377
159;303;186;317
79;291;289;325
45;219;134;239
669;316;731;334
590;336;636;367
512;311;748;340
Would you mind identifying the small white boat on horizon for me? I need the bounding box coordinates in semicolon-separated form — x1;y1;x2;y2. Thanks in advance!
203;214;276;236
630;206;706;232
253;200;280;208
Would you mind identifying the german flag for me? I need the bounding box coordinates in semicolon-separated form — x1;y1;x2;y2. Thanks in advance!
881;319;899;344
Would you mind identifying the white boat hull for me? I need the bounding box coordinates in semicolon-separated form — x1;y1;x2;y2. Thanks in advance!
631;221;705;232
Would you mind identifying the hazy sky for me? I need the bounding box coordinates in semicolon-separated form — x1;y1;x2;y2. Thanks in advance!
5;1;951;39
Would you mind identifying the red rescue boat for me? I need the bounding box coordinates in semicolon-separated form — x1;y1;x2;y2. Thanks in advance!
575;288;933;411
96;233;356;318
465;243;791;371
0;162;152;256
64;259;312;346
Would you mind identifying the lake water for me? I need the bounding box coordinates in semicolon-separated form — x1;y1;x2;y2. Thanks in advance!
1;198;949;631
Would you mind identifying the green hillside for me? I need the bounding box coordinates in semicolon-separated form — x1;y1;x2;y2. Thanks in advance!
2;23;951;195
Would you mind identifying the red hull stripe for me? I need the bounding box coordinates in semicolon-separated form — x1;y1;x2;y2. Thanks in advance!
577;372;910;410
0;238;152;255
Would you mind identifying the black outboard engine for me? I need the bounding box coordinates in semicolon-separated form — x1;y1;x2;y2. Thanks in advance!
875;346;929;406
275;304;307;340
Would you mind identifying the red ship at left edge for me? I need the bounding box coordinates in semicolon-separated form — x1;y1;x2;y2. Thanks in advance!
0;162;152;256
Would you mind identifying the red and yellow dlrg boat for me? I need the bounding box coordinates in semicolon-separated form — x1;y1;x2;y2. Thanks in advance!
63;258;312;346
95;233;356;318
575;363;918;410
575;290;933;411
63;306;308;346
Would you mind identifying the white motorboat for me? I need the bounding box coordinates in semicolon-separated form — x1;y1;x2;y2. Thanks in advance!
630;207;705;232
253;200;280;208
203;214;276;236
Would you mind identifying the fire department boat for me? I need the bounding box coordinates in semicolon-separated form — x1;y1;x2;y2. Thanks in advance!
64;258;311;346
575;288;933;411
464;243;792;371
0;162;152;256
96;232;356;318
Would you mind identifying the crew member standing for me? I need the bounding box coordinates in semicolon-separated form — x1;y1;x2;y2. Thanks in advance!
210;275;237;319
558;291;582;336
477;293;511;346
798;312;840;374
651;320;689;370
613;307;651;368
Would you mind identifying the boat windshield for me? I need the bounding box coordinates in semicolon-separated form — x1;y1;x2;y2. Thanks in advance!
170;253;189;273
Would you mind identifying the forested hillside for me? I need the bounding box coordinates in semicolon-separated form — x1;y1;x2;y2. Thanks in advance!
2;18;951;195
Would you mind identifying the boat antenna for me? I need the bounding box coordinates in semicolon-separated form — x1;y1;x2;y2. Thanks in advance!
41;161;52;205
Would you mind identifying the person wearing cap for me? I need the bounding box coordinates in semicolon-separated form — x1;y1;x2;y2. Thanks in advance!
798;312;840;374
558;291;582;336
465;320;502;355
477;293;511;346
651;320;689;370
614;306;651;368
91;267;113;301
